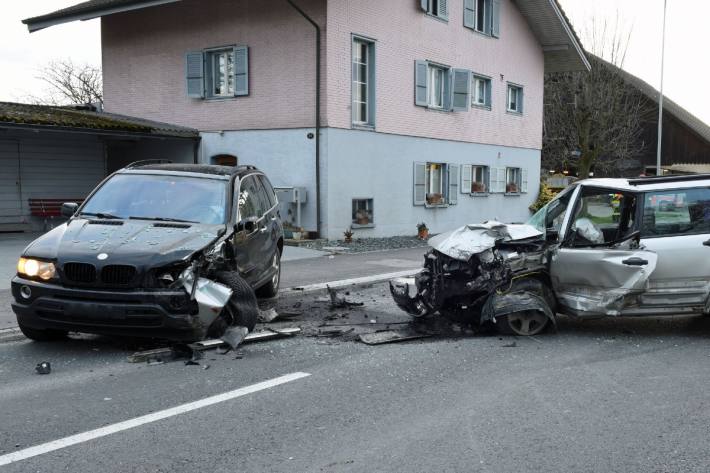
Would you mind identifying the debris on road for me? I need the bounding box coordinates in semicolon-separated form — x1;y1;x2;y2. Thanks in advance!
35;362;51;375
258;308;281;323
358;328;432;345
221;326;249;351
327;286;364;309
502;341;517;348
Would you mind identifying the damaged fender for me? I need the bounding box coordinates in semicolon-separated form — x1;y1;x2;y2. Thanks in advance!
180;268;233;339
481;291;556;328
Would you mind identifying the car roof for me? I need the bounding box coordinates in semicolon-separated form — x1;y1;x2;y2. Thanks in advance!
579;175;710;192
117;163;260;179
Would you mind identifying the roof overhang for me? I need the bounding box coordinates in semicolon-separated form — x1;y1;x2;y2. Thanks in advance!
514;0;591;73
23;0;182;32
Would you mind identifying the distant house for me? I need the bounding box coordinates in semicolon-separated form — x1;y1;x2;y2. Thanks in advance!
24;0;589;239
0;102;198;231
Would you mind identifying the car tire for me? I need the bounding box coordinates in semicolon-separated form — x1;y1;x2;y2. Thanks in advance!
495;310;549;336
17;322;68;342
214;271;258;332
255;249;281;299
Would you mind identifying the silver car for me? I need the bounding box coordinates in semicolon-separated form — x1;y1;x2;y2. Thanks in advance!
391;174;710;335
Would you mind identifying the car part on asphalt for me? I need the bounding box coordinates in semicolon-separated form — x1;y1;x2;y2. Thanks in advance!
327;286;365;309
35;361;51;375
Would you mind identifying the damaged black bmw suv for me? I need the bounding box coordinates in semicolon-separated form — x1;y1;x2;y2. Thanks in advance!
11;162;284;342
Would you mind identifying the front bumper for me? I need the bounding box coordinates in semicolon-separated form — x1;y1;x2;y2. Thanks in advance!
389;277;430;317
11;276;203;341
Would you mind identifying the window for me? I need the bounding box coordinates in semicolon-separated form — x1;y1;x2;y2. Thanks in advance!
571;190;637;246
421;0;449;20
238;175;267;220
642;188;710;237
185;46;249;99
464;0;500;37
472;75;491;108
415;61;454;110
507;84;523;113
352;199;374;226
461;165;489;194
352;37;375;127
413;162;458;206
506;167;521;193
428;65;446;108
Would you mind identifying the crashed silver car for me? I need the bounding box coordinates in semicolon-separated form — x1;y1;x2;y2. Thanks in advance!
12;162;283;343
391;174;710;335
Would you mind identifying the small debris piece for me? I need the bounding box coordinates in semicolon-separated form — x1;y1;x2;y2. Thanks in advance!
502;341;517;348
221;326;249;352
258;308;281;323
184;360;200;366
358;328;431;345
327;285;364;309
202;364;210;370
147;358;165;366
35;362;51;375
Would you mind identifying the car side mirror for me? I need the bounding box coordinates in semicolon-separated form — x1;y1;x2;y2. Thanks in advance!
545;228;559;242
61;202;79;218
235;216;259;234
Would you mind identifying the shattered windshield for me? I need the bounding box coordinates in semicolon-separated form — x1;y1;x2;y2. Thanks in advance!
527;186;575;234
81;174;228;225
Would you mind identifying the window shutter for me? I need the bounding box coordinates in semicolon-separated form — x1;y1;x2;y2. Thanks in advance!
491;0;501;38
518;87;524;114
413;162;427;206
484;166;491;192
448;164;458;204
463;0;476;29
452;69;471;112
443;68;453;111
485;80;492;107
415;61;428;107
234;46;249;96
420;0;428;12
492;167;506;193
438;0;449;20
185;51;205;99
461;164;472;194
521;169;529;193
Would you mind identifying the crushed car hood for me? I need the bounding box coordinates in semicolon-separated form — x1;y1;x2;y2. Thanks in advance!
24;218;224;267
428;221;543;262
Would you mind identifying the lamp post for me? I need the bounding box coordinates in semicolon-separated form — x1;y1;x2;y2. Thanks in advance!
656;0;668;176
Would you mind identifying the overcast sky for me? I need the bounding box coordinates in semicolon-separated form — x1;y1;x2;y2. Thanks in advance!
0;0;707;125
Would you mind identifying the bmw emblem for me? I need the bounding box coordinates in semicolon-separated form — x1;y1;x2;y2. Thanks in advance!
97;253;109;261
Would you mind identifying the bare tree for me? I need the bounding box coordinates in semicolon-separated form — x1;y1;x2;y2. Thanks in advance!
28;59;103;107
543;17;653;178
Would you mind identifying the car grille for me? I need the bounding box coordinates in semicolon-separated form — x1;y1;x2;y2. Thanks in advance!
101;265;136;285
63;263;97;283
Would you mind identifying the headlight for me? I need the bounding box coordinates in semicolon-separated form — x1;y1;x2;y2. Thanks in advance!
17;258;56;281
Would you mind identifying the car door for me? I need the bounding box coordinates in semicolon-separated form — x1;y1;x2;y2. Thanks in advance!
636;186;710;314
233;174;270;286
549;185;657;317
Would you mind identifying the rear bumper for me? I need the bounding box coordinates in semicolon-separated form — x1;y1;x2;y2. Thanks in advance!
11;276;202;341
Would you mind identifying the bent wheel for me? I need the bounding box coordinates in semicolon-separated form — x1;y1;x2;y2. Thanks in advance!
496;310;549;336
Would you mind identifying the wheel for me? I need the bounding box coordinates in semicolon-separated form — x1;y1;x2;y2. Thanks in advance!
255;249;281;299
212;271;259;332
496;310;549;336
17;322;68;342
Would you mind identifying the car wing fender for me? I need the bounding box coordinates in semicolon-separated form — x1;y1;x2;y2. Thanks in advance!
481;291;556;328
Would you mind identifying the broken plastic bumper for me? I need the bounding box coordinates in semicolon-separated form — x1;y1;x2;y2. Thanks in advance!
11;276;204;341
389;277;429;317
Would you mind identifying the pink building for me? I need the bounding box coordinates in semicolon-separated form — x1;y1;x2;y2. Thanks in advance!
25;0;588;239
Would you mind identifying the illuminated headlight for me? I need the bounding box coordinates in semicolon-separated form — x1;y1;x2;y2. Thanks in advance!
17;258;56;281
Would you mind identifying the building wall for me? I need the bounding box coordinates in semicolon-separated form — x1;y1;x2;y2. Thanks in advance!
326;0;545;149
323;127;540;239
102;0;326;132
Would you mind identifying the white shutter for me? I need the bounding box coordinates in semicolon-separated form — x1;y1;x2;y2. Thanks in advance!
413;162;427;205
461;165;472;194
492;167;506;193
521;169;529;193
448;164;458;204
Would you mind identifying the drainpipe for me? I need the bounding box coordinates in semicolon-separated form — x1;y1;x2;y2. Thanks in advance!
286;0;321;238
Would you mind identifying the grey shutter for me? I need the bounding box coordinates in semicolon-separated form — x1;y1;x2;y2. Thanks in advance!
461;164;472;194
415;60;428;107
452;69;471;112
485;79;492;107
442;68;452;111
491;0;501;38
463;0;475;29
414;162;427;206
448;165;458;204
420;0;428;11
186;51;204;99
518;87;524;113
234;46;249;96
438;0;449;20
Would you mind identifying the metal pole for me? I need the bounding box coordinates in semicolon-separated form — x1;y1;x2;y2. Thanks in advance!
656;0;667;176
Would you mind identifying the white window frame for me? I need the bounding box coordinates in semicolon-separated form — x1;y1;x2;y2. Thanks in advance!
475;0;489;33
428;64;446;109
472;74;491;108
352;198;375;227
426;162;448;206
507;83;523;113
352;37;375;127
207;48;235;98
472;165;489;193
506;167;522;194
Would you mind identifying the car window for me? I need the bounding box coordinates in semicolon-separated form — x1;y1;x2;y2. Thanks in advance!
642;188;710;237
237;176;266;220
570;190;636;246
258;175;277;209
527;185;574;233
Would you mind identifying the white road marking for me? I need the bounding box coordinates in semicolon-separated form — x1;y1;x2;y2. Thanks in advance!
282;269;421;294
0;372;311;467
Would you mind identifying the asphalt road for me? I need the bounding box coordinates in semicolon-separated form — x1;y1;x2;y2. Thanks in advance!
2;282;710;472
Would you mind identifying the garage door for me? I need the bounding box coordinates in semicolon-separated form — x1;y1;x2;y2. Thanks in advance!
0;140;22;224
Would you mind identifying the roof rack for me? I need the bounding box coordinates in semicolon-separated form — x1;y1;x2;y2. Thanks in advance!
124;159;173;169
627;174;710;186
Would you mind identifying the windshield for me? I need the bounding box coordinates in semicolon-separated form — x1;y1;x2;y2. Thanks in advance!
81;174;228;225
527;185;576;234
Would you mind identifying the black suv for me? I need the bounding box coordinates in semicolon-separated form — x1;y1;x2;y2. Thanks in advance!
11;163;284;342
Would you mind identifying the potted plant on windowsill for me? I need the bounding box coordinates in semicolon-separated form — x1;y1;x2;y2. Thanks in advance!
426;193;444;205
417;222;429;240
472;182;486;193
355;209;370;225
506;183;519;193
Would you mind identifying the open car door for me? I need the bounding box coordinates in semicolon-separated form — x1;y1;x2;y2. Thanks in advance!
549;186;657;317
